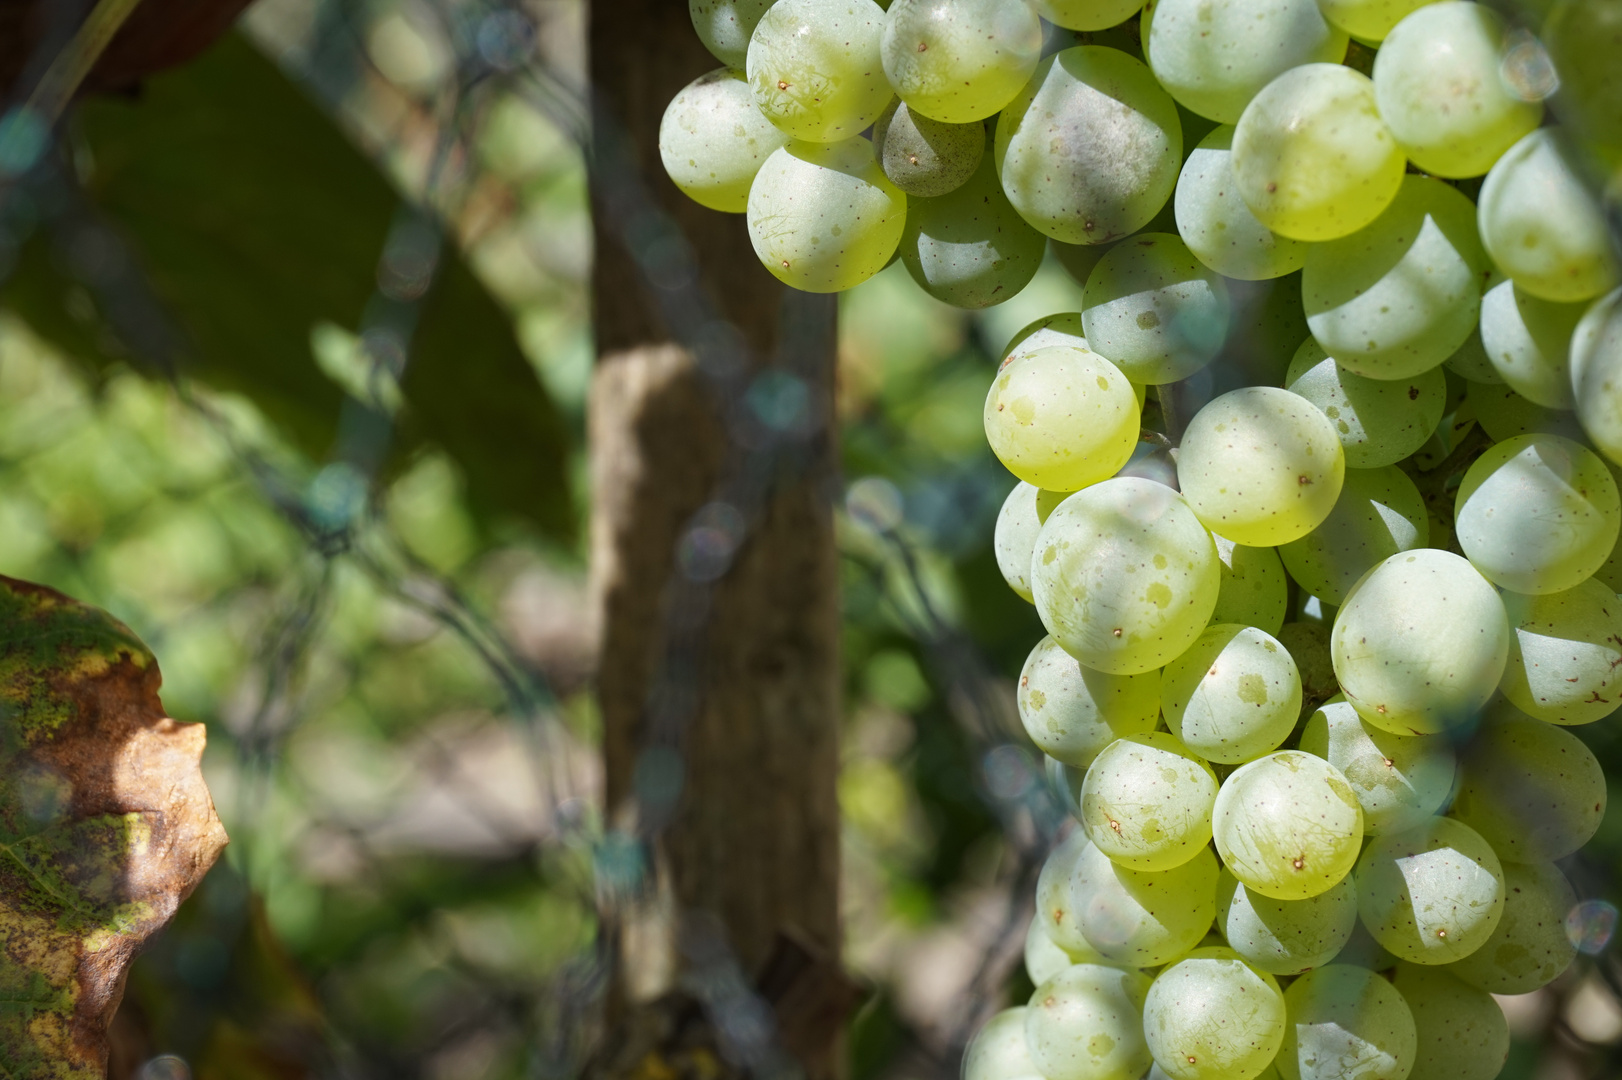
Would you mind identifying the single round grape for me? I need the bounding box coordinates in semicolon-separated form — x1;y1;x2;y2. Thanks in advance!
1479;129;1619;304
1285;339;1446;468
984;345;1139;491
1330;549;1509;735
1020;635;1162;768
1449;706;1607;862
1231;65;1405;243
1175;127;1310;282
900;144;1046;308
995;482;1065;602
1275;965;1417;1080
1177;386;1346;548
871;99;985;196
1468;381;1586;444
1444;325;1500;384
1032;477;1222;675
1213;750;1364;900
1278;465;1428;606
1356;816;1505;965
1390;964;1511;1080
1027;912;1113;985
746;139;907;292
1446;860;1579;994
966;1007;1045;1080
1143;947;1286;1080
881;0;1043;124
1478;276;1586;409
1074;841;1219;965
1298;696;1456;835
659;69;790;213
690;0;774;68
1372;2;1543;178
1571;288;1622;466
748;0;893;142
1081;233;1233;385
1026;964;1154;1080
1279;621;1337;710
1211;535;1289;636
1500;579;1622;725
1162;624;1301;764
995;47;1183;245
1038;828;1098;953
1036;0;1150;31
1314;0;1437;40
1218;867;1359;976
1080;731;1218;869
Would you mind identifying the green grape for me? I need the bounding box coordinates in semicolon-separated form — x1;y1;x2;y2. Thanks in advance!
1544;0;1622;151
1020;635;1162;768
1444;325;1500;385
1302;176;1488;380
1079;731;1218;869
1038;828;1099;952
1162;624;1301;764
1177;386;1346;548
1449;705;1607;862
1298;696;1456;835
996;482;1065;602
1143;947;1287;1080
1314;0;1438;40
1330;549;1509;735
1445;861;1578;994
1003;312;1153;417
690;0;774;68
1213;750;1364;900
1501;579;1622;725
1211;535;1289;636
1479;129;1619;304
1336;919;1402;972
871;99;985;196
1155;1067;1281;1080
1075;840;1219;965
1390;964;1511;1080
881;0;1044;124
1355;816;1505;965
1478;276;1586;409
746;139;907;292
1032;477;1222;675
1036;0;1151;31
1468;381;1586;443
747;0;893;142
1027;912;1114;985
1275;965;1417;1080
996;47;1183;245
1286;339;1446;469
1455;433;1622;594
1175;127;1311;282
1279;621;1338;711
984;346;1140;491
1026;964;1154;1080
1081;233;1233;384
1372;2;1543;178
659;70;790;213
1217;867;1359;975
1278;465;1429;606
1207;274;1313;393
1572;288;1622;466
966;1007;1045;1080
1051;196;1179;289
1231;65;1405;243
1143;0;1347;124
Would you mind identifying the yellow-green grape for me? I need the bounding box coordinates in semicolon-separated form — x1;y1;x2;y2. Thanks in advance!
1478;129;1619;303
1081;233;1233;384
1026;965;1154;1080
1445;861;1579;994
1143;947;1286;1080
871;99;985;196
1032;477;1222;675
1143;0;1346;124
1217;868;1358;976
1019;635;1162;768
1027;912;1115;985
1175;127;1311;281
659;70;790;213
1298;696;1457;834
1162;624;1301;764
881;0;1043;124
1079;731;1218;869
1571;288;1622;465
1276;966;1417;1080
965;1007;1045;1080
1213;750;1364;900
996;47;1183;245
1478;276;1586;409
984;345;1139;490
1003;314;1150;409
747;0;893;142
690;0;774;68
1468;381;1586;443
1372;2;1542;178
746;139;906;292
1051;197;1178;288
995;481;1066;601
1355;817;1505;965
1210;534;1288;636
1286;339;1446;468
1036;0;1150;30
1074;841;1220;965
1278;465;1429;606
1038;828;1098;952
1302;176;1488;380
1455;433;1622;595
1314;0;1438;39
1177;386;1346;548
1501;579;1622;725
1390;964;1511;1080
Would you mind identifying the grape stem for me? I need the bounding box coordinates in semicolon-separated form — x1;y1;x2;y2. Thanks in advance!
1138;428;1174;451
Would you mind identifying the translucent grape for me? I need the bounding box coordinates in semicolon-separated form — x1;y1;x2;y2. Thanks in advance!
1081;233;1233;384
1177;386;1346;548
965;1007;1045;1080
1005;312;1088;361
1356;816;1505;965
1285;339;1446;468
1036;0;1150;31
1213;750;1364;900
1275;965;1417;1080
1314;0;1437;40
900;144;1046;308
1074;840;1219;965
1231;65;1405;243
1038;828;1099;953
660;70;790;213
1330;549;1509;735
1143;947;1286;1080
1571;288;1622;466
1175;127;1310;282
881;0;1043;124
1217;867;1359;975
748;0;894;142
1468;381;1585;444
871;99;984;196
995;47;1183;245
1032;477;1222;675
1298;696;1456;835
1372;1;1543;178
1278;465;1429;606
1027;912;1112;985
746;139;907;292
995;482;1064;602
690;0;774;69
1500;579;1622;725
1025;964;1154;1080
1446;861;1578;994
1478;276;1586;409
984;346;1140;491
1478;129;1619;304
1210;535;1288;636
1162;624;1300;764
1019;635;1162;768
1079;731;1218;869
1390;964;1511;1080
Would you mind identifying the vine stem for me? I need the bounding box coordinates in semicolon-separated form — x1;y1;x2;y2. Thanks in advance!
23;0;146;127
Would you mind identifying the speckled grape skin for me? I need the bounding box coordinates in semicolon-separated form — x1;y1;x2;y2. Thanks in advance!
660;70;791;214
1571;288;1622;466
1501;580;1622;725
1177;386;1346;548
1031;477;1222;676
1036;0;1150;31
995;47;1183;246
1279;465;1428;606
1210;535;1288;635
899;144;1046;308
1038;828;1098;953
689;0;774;68
1446;861;1578;995
984;345;1139;491
1213;750;1364;900
1175;127;1310;282
1162;624;1301;764
1276;966;1417;1080
871;99;984;196
1019;636;1162;768
1355;817;1505;966
1026;912;1113;985
1081;233;1233;385
747;0;894;143
1330;549;1509;735
880;0;1043;124
1217;867;1358;975
1080;731;1217;869
1298;696;1456;835
1005;312;1086;360
1074;841;1219;965
1479;278;1585;410
965;1007;1046;1080
1285;338;1446;468
1143;947;1286;1080
1026;965;1154;1080
1391;964;1510;1080
1314;0;1437;41
994;482;1061;602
